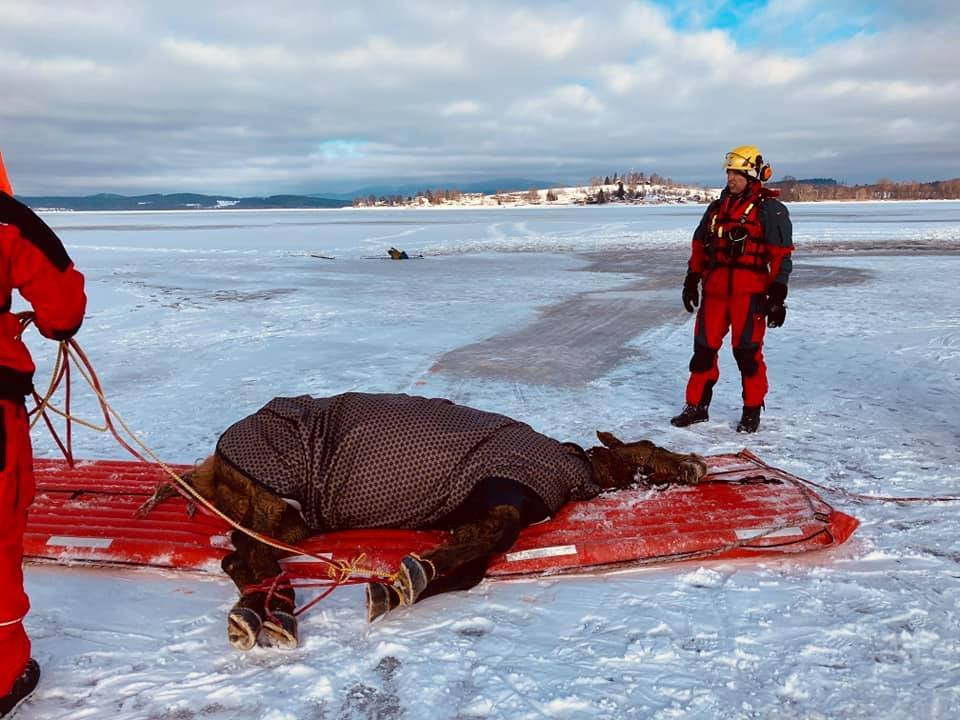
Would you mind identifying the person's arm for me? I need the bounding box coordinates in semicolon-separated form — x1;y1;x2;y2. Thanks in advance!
763;199;793;328
764;199;793;286
687;203;715;275
1;193;86;339
680;203;716;312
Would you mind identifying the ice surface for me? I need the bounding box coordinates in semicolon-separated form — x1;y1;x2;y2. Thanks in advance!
18;202;960;718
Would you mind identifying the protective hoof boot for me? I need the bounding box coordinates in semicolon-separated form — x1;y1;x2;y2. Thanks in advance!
259;611;299;650
671;404;709;427
736;406;761;434
0;658;40;718
396;555;432;606
227;606;262;651
366;582;403;622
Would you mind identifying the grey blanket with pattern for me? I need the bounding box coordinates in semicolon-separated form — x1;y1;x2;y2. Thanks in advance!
216;392;598;531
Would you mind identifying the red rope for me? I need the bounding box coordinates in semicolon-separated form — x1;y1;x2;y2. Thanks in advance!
18;321;392;610
738;449;960;504
242;572;379;620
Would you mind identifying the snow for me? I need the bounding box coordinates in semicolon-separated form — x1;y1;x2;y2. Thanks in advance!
14;201;960;718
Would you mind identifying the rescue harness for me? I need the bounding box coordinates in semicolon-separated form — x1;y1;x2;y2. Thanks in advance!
704;186;778;275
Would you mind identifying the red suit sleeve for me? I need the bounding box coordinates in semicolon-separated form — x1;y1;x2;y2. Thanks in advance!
762;199;793;286
687;203;715;275
1;194;86;339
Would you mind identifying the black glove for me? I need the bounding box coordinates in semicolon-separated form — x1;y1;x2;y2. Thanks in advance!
682;272;701;313
765;282;788;328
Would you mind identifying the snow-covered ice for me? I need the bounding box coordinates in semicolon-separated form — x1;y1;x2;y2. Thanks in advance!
15;201;960;719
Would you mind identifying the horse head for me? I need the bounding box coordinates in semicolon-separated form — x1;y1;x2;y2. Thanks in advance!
589;431;707;488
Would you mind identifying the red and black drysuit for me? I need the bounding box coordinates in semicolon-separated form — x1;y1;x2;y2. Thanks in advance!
0;192;86;697
682;181;792;409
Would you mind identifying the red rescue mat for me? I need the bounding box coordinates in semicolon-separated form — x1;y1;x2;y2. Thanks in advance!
25;449;858;579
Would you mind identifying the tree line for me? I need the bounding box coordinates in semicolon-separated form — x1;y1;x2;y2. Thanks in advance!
350;172;960;207
773;177;960;201
352;188;464;207
351;170;688;207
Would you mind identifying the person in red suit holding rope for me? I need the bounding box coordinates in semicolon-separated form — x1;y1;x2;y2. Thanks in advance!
671;145;793;433
0;151;86;717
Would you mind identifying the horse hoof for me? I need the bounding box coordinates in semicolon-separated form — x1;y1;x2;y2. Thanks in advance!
227;606;262;651
366;583;401;622
396;555;430;606
259;611;299;650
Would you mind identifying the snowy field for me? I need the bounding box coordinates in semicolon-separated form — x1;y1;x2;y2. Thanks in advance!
16;201;960;719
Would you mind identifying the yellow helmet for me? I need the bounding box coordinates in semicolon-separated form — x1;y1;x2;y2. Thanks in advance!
723;145;772;182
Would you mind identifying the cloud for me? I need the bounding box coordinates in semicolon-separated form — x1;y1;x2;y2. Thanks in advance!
483;10;586;61
510;84;606;121
441;100;481;117
0;0;956;194
161;39;300;72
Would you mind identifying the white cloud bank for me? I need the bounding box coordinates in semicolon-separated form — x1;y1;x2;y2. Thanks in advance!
0;0;957;194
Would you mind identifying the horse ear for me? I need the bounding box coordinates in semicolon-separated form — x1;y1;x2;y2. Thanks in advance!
596;431;623;448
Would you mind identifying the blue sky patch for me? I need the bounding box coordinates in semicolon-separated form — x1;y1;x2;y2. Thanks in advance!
650;0;875;52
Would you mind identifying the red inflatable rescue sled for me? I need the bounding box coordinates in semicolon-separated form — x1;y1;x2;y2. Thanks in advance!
25;450;858;580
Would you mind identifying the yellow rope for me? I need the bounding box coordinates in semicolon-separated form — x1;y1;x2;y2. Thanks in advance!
32;339;388;583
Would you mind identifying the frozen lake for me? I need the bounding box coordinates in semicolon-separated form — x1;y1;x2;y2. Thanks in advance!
17;201;960;719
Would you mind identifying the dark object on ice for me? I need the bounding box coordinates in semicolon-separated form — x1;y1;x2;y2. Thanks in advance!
736;406;762;433
388;247;409;260
166;392;707;647
671;404;709;427
0;658;40;718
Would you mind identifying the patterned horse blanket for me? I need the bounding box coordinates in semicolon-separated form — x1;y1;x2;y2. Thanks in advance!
216;392;598;531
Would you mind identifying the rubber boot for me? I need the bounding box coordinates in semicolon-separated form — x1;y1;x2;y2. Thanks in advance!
227;593;264;651
737;406;762;433
0;659;39;718
671;404;709;427
258;586;298;650
395;555;435;606
366;583;403;622
259;612;298;650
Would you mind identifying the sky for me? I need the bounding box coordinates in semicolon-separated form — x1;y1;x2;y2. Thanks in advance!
1;0;958;195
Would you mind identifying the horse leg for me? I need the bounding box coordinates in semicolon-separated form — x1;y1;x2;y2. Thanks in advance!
222;531;267;651
396;503;523;606
367;478;546;621
221;503;308;650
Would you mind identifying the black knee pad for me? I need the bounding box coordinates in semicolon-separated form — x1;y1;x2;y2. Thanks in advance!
733;347;759;377
689;345;717;373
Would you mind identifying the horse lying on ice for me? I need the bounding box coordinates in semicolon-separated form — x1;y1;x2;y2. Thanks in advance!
154;392;708;650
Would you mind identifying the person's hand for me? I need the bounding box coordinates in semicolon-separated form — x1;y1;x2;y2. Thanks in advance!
766;304;786;328
682;272;701;313
765;282;787;328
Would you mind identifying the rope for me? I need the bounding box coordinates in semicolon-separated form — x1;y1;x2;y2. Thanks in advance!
21;322;394;595
738;449;960;504
25;315;955;618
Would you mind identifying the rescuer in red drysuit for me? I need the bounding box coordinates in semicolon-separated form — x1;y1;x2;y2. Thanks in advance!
671;145;793;433
0;151;86;717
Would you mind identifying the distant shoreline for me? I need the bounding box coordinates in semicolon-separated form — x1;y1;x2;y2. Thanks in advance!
31;196;960;214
